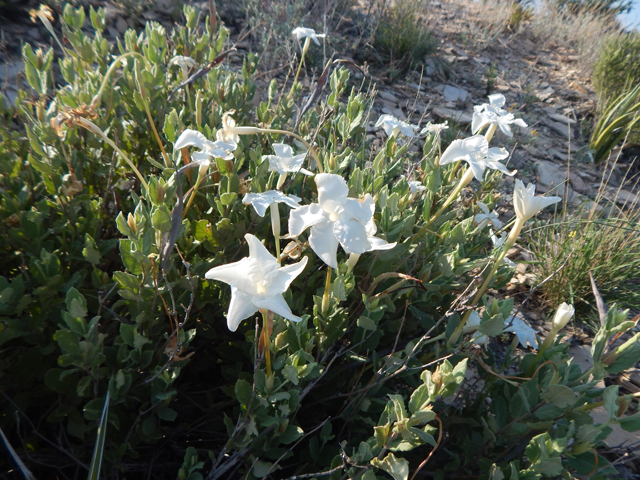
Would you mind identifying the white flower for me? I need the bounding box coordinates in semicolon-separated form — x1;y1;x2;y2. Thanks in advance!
504;315;537;349
175;129;236;160
464;311;488;345
288;174;396;268
264;144;313;176
551;302;575;332
513;180;562;222
243;191;301;217
205;234;308;331
169;55;197;81
475;202;502;230
216;112;259;145
439;135;514;181
291;27;326;45
490;231;515;267
472;94;527;137
375;114;419;138
408;180;427;202
420;121;449;136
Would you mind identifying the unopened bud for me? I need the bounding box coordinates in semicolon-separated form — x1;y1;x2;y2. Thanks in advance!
36;101;45;123
127;212;137;235
551;302;574;332
157;184;164;204
36;48;44;70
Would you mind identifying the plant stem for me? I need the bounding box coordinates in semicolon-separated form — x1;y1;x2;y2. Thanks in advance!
261;310;272;378
76;117;149;194
183;168;205;218
414;168;474;239
322;266;332;316
448;217;525;345
270;203;281;266
288;37;310;100
485;124;498;143
91;52;144;110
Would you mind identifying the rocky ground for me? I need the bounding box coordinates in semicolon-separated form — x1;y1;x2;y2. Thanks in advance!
1;0;639;466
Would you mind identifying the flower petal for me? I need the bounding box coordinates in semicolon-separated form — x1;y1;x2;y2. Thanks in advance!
343;195;375;225
272;143;294;158
334;218;372;254
439;139;472;166
265;256;308;297
368;236;396;251
205;257;253;286
242;193;273;217
245;233;278;269
226;286;259;331
472;112;489;135
253;294;302;322
175;129;213;151
488;93;506;108
316;173;348;209
309;221;340;268
289;204;328;236
504;315;537;349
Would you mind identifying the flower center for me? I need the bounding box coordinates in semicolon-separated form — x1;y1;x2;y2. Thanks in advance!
256;284;266;295
329;212;339;222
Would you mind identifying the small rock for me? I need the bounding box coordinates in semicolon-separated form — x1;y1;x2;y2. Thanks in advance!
568;172;587;192
442;85;468;102
546;120;573;139
536;86;555;101
548;113;577;125
613;189;640;205
548;148;568;162
515;263;527;275
378;90;399;103
535;159;567;194
432;107;473;124
116;16;129;34
474;56;491;64
407;83;423;92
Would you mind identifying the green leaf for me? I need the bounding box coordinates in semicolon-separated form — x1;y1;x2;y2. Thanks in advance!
371;452;409;480
152;205;173;233
279;424;303;444
83;234;101;265
540;385;576;409
220;192;237;206
158;407;178;422
87;392;109;480
113;271;141;291
357;315;378;331
618;412;640;432
27;154;55;176
234;379;252;406
603;385;619;420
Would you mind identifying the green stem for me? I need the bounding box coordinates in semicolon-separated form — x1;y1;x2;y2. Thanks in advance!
413;168;474;240
485;124;497;143
448;217;525;346
288;37;310;100
76;117;149;194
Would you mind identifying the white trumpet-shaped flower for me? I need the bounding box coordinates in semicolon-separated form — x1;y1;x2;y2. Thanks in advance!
472;93;527;137
420;121;449;136
439;135;514;181
475;202;502;230
205;234;308;331
464;311;488;345
169;55;197;81
375;115;419;138
513;180;562;222
243;191;301;217
504;315;538;349
291;27;327;45
175;129;236;161
288;173;396;268
408;180;427;202
216;112;259;145
265;144;313;176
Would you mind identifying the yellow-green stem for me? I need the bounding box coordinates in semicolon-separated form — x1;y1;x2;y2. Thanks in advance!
322;266;332;316
577;391;640;412
288;37;310;100
277;173;288;190
414;168;474;240
261;310;272;378
525;329;559;376
134;59;171;168
76;117;149;194
485;124;498;143
448;217;525;346
270;203;281;266
183;168;204;218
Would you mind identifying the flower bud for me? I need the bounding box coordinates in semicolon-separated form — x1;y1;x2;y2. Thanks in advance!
127;212;137;235
551;302;574;332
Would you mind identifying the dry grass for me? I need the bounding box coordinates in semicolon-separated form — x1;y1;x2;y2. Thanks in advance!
528;0;623;72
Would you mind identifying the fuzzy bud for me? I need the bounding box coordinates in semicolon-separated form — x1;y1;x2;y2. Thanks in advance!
127;212;137;235
551;302;574;332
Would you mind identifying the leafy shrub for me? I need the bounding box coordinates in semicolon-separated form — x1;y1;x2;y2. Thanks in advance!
1;3;640;480
372;0;435;70
593;32;640;104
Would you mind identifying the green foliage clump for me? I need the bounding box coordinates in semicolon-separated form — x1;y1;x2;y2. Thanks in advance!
1;2;640;480
593;32;640;103
373;0;435;71
555;0;632;16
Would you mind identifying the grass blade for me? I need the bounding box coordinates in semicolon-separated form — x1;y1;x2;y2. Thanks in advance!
87;392;110;480
0;427;36;480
